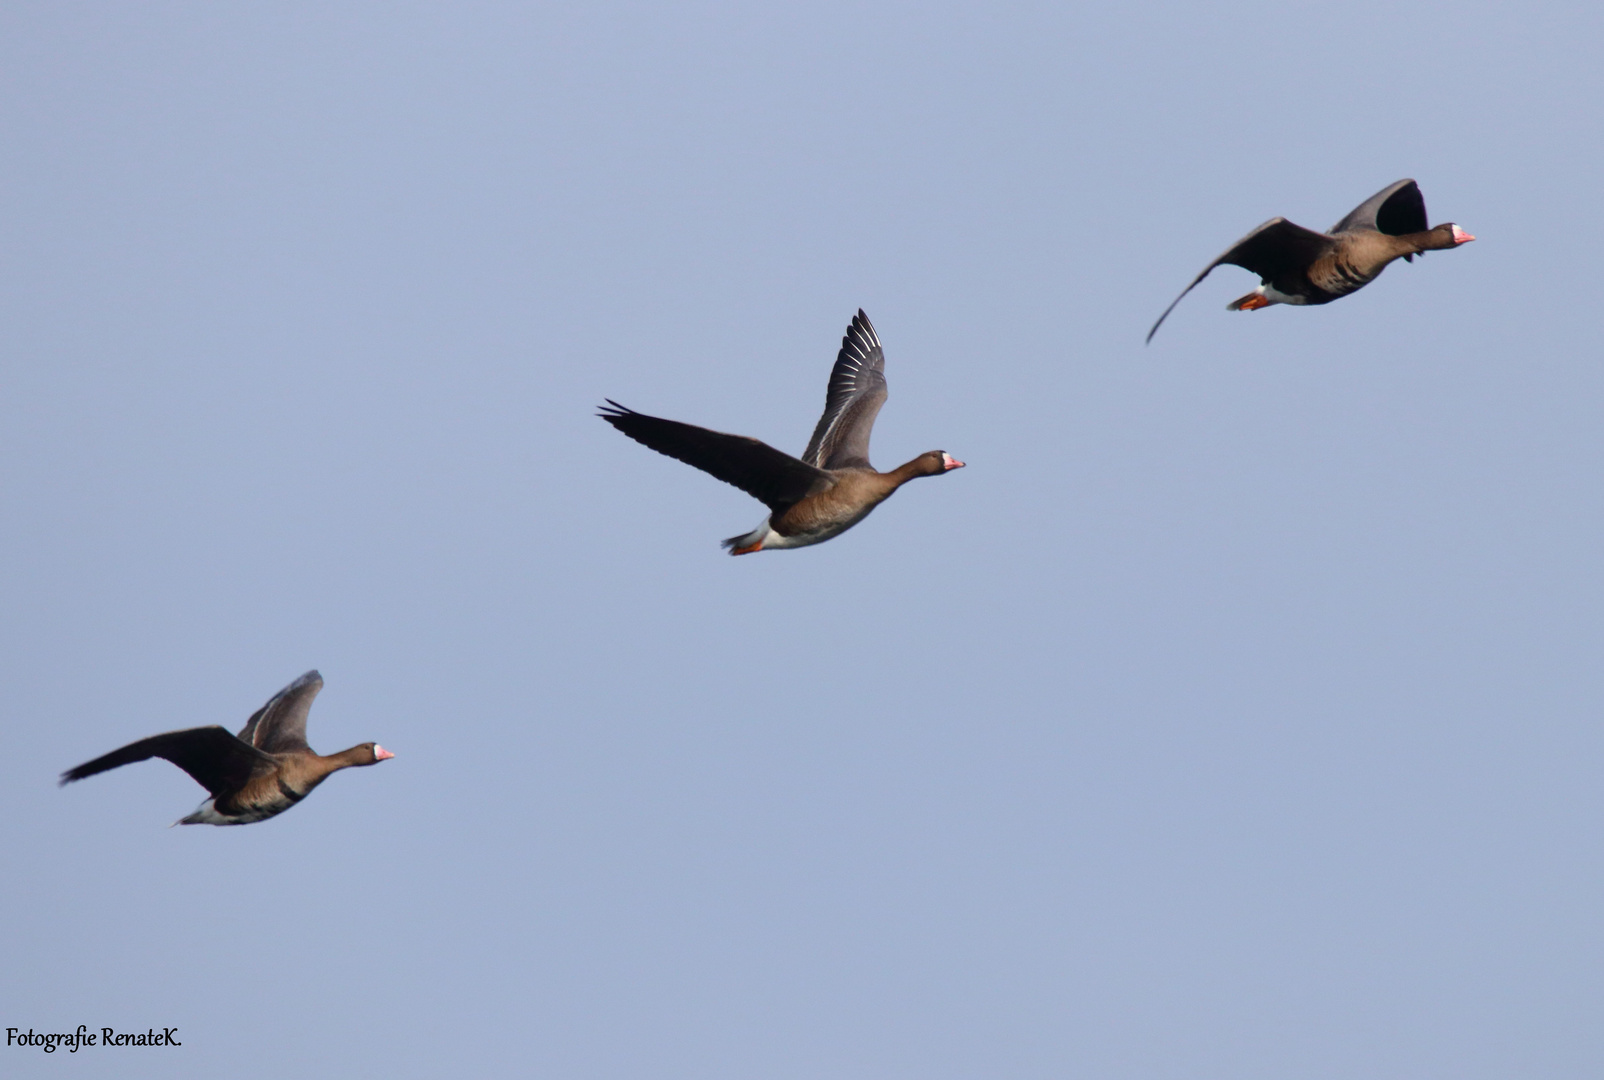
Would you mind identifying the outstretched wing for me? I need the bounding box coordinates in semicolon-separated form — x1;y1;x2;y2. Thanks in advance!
1147;217;1335;342
59;726;274;798
600;401;831;512
800;310;888;470
1329;179;1426;236
238;670;322;754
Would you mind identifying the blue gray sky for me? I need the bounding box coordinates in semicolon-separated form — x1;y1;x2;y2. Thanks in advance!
3;2;1603;1077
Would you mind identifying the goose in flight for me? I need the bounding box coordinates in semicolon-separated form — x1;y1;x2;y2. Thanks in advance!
60;671;392;826
1147;179;1474;342
601;310;964;554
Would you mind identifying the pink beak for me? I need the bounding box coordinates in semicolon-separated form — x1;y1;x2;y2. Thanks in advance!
943;453;966;470
1452;224;1476;244
374;746;395;760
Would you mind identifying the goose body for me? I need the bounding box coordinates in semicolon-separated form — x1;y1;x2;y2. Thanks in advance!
59;671;393;826
601;310;964;554
1148;179;1474;341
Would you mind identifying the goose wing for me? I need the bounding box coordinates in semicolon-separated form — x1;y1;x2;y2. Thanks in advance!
1147;217;1335;342
1329;179;1426;236
60;726;274;797
237;670;322;754
600;401;831;513
801;310;888;470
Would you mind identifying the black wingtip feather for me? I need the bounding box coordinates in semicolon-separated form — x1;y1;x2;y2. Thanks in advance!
59;759;103;786
846;310;880;351
59;760;102;785
833;310;883;370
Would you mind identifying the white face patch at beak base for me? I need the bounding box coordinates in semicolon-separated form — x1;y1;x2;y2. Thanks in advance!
374;745;395;760
1451;224;1476;243
942;453;966;470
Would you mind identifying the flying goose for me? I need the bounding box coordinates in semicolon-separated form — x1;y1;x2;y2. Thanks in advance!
600;309;964;554
60;671;392;826
1147;179;1474;342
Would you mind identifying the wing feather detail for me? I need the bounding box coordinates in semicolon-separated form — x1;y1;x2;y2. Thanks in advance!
601;402;831;512
60;726;274;797
801;310;888;469
240;670;322;754
1147;218;1335;342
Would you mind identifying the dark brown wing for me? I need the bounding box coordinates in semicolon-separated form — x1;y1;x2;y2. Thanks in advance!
599;401;831;512
1147;217;1336;342
59;726;274;798
238;670;322;754
801;310;888;470
1329;179;1426;236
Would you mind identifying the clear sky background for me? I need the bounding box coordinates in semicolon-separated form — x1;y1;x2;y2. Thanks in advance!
2;2;1602;1077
